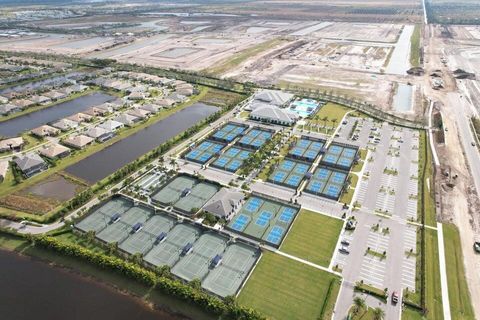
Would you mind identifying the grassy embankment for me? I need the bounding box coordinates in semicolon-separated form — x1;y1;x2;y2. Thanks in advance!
443;223;475;320
410;25;421;68
280;209;343;267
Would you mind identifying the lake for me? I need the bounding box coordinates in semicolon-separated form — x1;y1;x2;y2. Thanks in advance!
65;103;218;184
0;249;181;320
0;92;115;137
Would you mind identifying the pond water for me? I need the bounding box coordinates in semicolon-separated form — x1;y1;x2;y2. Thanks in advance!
0;250;180;320
0;92;115;137
392;83;414;113
23;174;81;201
65;103;218;184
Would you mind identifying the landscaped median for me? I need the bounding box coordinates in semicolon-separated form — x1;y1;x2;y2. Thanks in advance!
238;251;341;320
280;209;343;267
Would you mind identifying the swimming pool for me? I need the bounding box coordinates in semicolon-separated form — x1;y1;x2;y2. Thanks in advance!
289;99;320;117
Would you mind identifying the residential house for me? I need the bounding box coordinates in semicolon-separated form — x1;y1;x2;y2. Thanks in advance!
67;112;93;123
114;113;140;127
127;108;150;119
29;95;51;105
31;125;60;137
0;161;8;182
155;98;175;108
86;126;115;142
98;120;124;132
95;102;113;114
0;137;24;152
0;95;8;104
14;99;34;109
0;104;21;115
62;134;94;149
39;143;70;159
51;118;79;131
139;103;161;114
14;153;47;178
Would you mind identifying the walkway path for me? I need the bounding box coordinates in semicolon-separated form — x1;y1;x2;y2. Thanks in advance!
437;222;452;320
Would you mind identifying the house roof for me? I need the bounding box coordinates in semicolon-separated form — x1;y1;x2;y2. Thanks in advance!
63;135;94;148
51;118;78;130
39;143;70;158
0;137;24;150
14;153;46;171
99;120;124;131
67;112;93;123
31;125;60;137
254;89;294;106
202;188;244;218
0;161;8;179
139;104;161;113
114;113;139;125
127;108;149;118
86;126;111;138
250;105;299;124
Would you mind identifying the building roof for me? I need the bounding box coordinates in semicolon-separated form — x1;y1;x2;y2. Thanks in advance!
0;137;24;151
254;89;294;106
202;188;244;218
39;143;70;159
0;104;20;115
0;161;8;180
14;153;46;171
86;126;111;138
127;108;150;119
114;113;139;125
99;120;124;131
67;112;93;123
31;125;60;137
63;134;94;149
250;105;299;124
51;118;78;131
139;104;161;113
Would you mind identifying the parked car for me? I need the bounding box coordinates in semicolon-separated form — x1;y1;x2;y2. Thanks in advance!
474;241;480;253
391;291;399;304
341;239;350;246
339;247;350;255
345;220;357;230
472;142;476;147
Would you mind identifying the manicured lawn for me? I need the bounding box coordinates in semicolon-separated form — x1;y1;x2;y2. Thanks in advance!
402;306;424;320
443;223;475;320
425;228;443;320
339;174;358;205
418;130;436;227
238;251;341;320
280;209;343;267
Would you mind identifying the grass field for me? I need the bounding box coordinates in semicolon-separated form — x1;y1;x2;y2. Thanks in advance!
443;223;475;320
306;102;351;134
425;228;443;320
410;25;421;67
339;174;358;205
280;209;343;267
418;130;436;226
206;38;285;76
238;251;340;320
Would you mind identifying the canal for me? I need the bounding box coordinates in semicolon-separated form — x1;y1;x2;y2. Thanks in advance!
65;103;218;184
0;92;115;137
0;249;179;320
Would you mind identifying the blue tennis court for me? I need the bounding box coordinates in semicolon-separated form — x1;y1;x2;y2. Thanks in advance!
320;142;358;170
210;146;252;173
268;159;311;189
305;166;349;200
231;214;250;231
237;128;273;150
184;140;225;164
226;196;299;247
266;226;285;245
287;136;326;162
210;123;248;143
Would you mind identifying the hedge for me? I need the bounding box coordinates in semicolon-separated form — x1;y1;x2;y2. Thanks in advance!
354;282;388;302
32;235;265;320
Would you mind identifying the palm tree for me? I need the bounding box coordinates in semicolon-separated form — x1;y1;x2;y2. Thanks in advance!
373;307;385;320
353;297;366;315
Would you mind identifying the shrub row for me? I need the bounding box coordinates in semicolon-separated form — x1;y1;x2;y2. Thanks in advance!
32;235;265;320
354;282;388;302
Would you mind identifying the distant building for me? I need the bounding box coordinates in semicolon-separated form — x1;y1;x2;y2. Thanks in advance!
253;89;294;107
114;113;141;127
139;104;161;114
51;118;79;131
66;112;93;123
250;105;299;126
98;120;124;132
127;108;150;119
0;104;21;115
14;153;47;178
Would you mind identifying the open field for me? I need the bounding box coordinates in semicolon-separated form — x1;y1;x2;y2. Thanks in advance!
238;251;340;320
280;209;343;267
443;224;475;320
